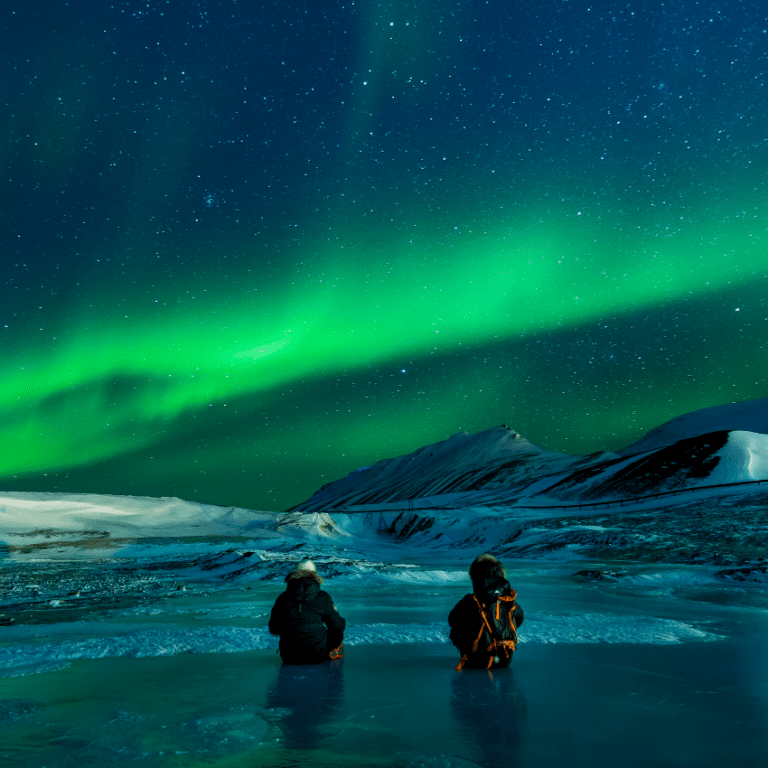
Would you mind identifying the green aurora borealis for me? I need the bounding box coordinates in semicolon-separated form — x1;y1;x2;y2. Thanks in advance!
2;1;767;510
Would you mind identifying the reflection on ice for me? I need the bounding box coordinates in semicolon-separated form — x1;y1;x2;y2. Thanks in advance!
451;667;525;768
267;662;344;749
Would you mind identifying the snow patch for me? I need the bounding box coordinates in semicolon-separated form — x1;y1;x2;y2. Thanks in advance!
711;431;768;484
0;492;276;543
0;614;719;677
619;397;768;455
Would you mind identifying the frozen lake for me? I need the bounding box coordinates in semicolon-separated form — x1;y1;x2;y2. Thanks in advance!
2;560;768;768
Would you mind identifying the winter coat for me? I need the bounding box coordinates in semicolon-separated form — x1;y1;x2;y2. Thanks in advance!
268;575;346;664
448;579;524;669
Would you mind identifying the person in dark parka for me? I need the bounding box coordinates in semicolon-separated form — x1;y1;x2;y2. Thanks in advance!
448;554;524;670
268;560;346;664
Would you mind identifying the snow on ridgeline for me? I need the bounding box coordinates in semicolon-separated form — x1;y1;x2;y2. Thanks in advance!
617;396;768;456
290;397;768;514
291;425;603;512
2;396;767;557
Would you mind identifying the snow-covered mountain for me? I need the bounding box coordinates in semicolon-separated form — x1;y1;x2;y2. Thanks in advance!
617;396;768;455
290;426;600;511
291;397;768;513
2;396;767;588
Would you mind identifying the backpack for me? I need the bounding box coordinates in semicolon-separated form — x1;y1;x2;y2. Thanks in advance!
456;592;519;671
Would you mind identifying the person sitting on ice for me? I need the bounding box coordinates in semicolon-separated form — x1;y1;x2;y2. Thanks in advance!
268;560;346;664
448;554;524;671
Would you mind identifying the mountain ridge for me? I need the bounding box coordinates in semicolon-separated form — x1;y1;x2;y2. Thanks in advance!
290;397;768;513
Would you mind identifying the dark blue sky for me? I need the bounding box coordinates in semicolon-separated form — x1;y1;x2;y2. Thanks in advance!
2;1;766;510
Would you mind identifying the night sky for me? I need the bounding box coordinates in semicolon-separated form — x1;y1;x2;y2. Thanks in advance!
2;1;767;512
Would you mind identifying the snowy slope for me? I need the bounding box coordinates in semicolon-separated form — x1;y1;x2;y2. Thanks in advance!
292;426;612;512
712;431;768;482
0;492;276;553
292;397;768;512
617;396;768;455
2;397;768;572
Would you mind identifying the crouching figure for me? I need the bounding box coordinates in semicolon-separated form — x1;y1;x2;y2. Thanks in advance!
449;554;524;671
269;560;346;664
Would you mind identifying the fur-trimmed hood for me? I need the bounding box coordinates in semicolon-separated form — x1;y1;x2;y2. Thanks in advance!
284;560;323;604
285;559;323;585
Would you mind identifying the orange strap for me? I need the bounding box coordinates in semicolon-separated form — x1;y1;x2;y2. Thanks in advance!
458;594;519;670
474;594;518;660
472;594;497;644
329;643;344;660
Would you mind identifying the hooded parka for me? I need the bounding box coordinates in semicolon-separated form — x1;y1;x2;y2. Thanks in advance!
268;561;346;664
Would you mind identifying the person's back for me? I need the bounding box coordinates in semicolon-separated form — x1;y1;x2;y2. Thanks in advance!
269;560;345;664
448;554;524;670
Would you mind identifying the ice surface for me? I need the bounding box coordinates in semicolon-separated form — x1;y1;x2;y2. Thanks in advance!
0;574;766;768
1;491;768;766
0;612;717;679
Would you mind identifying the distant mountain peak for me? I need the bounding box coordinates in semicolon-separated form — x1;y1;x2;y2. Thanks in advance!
292;396;768;513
